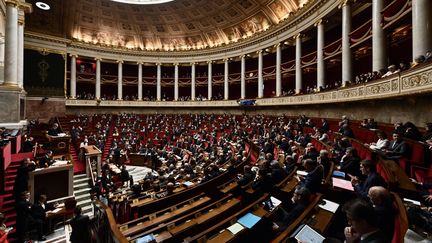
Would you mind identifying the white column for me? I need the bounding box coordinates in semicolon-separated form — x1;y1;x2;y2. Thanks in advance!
412;0;432;61
224;59;229;100
257;50;264;98
3;1;18;87
316;20;325;90
117;60;123;100
17;9;24;88
276;43;282;96
295;34;302;93
207;61;212;100
372;0;387;71
191;63;196;100
241;55;246;99
70;54;77;98
137;62;142;100
95;58;101;99
341;1;353;86
174;63;179;101
156;63;161;101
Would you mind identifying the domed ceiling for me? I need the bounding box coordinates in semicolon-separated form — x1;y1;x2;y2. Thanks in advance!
25;0;310;51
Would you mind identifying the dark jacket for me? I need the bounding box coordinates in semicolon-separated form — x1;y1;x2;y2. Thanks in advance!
301;165;323;193
354;172;387;199
70;214;91;243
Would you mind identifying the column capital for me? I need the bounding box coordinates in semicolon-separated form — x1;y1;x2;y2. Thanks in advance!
223;58;229;62
339;0;356;8
314;19;327;27
207;60;213;64
190;62;196;66
293;33;303;40
116;59;124;64
69;53;78;58
94;57;102;61
240;54;246;59
5;0;19;7
274;43;281;48
173;62;179;66
18;1;32;13
137;61;143;65
156;62;162;66
257;49;263;54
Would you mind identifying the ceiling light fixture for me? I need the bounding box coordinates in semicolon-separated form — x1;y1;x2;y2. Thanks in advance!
111;0;174;5
35;2;50;10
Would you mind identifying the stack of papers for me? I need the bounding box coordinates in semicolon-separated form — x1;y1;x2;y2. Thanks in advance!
332;177;354;191
137;233;156;243
318;199;339;213
294;225;325;243
296;170;308;176
227;222;244;235
237;213;261;229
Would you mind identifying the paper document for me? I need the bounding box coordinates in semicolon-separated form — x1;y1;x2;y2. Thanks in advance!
332;177;354;191
296;170;308;176
227;222;244;235
237;213;261;229
295;224;325;243
403;198;421;206
318;199;339;213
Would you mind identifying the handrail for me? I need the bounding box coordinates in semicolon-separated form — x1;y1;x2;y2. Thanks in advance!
93;200;129;243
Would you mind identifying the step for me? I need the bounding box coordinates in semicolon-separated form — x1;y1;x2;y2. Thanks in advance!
5;174;16;181
75;193;91;202
81;205;93;215
73;174;88;180
74;187;91;197
73;182;90;191
77;198;92;207
73;177;89;185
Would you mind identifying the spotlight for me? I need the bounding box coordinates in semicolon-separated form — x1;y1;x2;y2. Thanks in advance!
36;2;50;11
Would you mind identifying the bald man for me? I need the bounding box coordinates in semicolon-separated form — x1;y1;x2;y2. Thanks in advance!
368;186;395;241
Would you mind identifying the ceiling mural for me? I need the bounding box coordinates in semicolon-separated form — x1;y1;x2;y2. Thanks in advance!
25;0;310;51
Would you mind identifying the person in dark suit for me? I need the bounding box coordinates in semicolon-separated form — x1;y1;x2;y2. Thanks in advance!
343;199;388;243
39;151;55;168
368;186;395;241
297;159;323;193
70;206;91;243
47;123;61;136
272;186;311;231
15;191;44;242
120;165;131;187
22;136;35;153
338;147;361;178
269;161;287;185
237;165;256;186
31;194;55;235
384;132;409;160
351;160;387;199
13;158;36;201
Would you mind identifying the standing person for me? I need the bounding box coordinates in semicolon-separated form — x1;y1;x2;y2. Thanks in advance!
13;158;36;201
70;206;91;243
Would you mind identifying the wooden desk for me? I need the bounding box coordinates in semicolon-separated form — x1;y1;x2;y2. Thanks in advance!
309;209;334;233
195;199;240;224
281;178;299;193
46;134;71;155
169;219;197;236
380;158;416;192
129;153;151;167
28;164;74;203
207;229;234;243
220;181;238;194
155;231;172;243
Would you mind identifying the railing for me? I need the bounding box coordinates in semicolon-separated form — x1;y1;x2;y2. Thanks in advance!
65;62;432;108
92;200;129;243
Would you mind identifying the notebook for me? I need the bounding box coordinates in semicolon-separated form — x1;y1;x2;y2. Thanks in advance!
227;222;244;235
237;213;261;229
332;177;354;191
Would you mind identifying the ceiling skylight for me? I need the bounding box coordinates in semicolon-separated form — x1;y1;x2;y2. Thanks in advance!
111;0;174;4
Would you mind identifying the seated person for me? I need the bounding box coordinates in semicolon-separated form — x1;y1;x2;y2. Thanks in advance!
367;186;396;241
367;130;389;151
272;186;311;232
351;160;387;199
343;199;388;243
237;165;256;186
39;151;55;168
47;123;61;136
22;136;35;153
317;149;333;177
269;161;288;185
384;132;409;161
16;191;45;241
296;159;323;193
338;147;361;178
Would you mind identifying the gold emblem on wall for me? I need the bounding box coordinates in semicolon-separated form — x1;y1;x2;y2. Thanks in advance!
38;59;50;83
